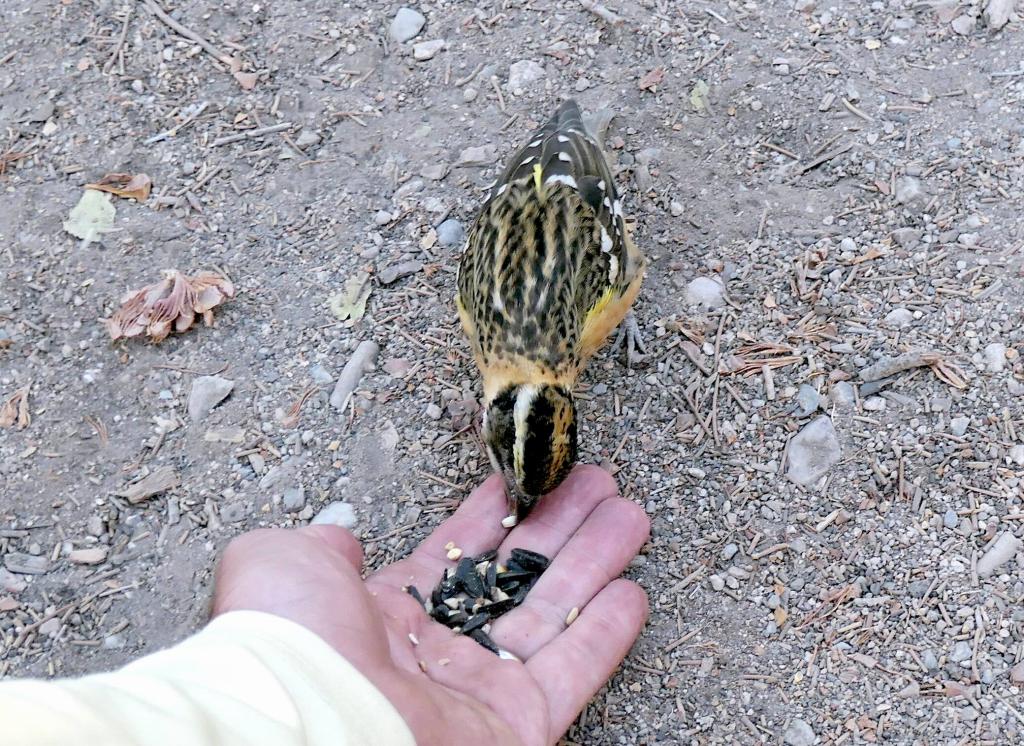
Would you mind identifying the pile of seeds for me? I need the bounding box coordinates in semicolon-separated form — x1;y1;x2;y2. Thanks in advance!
406;547;550;655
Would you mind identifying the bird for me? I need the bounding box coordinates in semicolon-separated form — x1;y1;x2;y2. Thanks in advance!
456;99;647;520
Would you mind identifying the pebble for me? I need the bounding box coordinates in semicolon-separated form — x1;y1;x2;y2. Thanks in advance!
921;649;939;671
312;501;357;530
883;308;914;328
3;553;49;575
0;567;28;593
378;260;423;285
294;129;321;148
950;13;976;35
283;485;306;512
721;543;739;561
458;144;496;166
425;403;442;420
413;39;445;61
309;364;334;385
389;7;426;43
187;375;235;422
330;341;379;410
895;176;924;205
1009;445;1024;466
985;0;1015;28
892;227;922;247
462;87;478;102
709;574;725;591
783;718;816;746
862;396;886;412
793;384;820;417
685;276;725;308
670;201;684;217
983;342;1006;373
949;640;972;663
787;416;841;487
830;381;856;408
436;218;466;248
69;547;108;565
39;618;61;637
976;532;1022;577
943;509;959;529
950;416;970;437
420;163;447;181
507;59;546;94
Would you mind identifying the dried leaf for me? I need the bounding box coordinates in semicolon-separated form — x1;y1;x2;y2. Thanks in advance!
0;384;31;429
689;79;710;113
327;271;372;324
772;606;788;626
63;190;115;246
638;67;665;92
106;269;235;342
85;172;152;202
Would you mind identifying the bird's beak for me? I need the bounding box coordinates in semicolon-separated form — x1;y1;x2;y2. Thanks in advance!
502;473;538;522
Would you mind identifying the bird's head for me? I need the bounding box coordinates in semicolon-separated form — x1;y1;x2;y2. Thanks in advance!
482;383;578;517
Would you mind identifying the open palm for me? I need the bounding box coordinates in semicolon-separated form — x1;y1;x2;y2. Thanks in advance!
213;466;650;745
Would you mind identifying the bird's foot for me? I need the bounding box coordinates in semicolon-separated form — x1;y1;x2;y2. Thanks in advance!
611;311;647;368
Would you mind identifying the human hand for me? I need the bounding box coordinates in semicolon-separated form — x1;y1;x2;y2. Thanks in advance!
211;465;650;745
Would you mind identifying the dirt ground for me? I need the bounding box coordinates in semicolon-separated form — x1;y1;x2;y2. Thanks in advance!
2;0;1024;743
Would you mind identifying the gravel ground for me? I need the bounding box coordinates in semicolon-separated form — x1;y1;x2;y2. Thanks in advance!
2;0;1024;743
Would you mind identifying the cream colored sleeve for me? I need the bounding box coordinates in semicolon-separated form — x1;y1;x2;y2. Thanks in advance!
0;610;416;746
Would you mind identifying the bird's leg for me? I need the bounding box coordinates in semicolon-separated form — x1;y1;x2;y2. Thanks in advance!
611;310;647;367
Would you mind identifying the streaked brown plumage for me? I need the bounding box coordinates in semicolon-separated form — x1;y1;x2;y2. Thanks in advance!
456;100;646;518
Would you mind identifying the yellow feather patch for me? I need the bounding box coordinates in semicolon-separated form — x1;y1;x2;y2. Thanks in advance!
532;163;543;194
583;287;616;329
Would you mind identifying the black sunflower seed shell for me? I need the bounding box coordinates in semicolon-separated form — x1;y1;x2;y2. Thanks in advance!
429;605;450;623
510;548;550;573
469;628;500;654
495;569;534;588
462;612;490;634
482;597;516;618
405;585;426;608
472;549;497;564
455;557;487;598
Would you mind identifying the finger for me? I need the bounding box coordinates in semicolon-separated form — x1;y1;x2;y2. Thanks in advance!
369;472;510;593
526;579;648;743
297;524;364;570
497;464;618;559
490;497;649;659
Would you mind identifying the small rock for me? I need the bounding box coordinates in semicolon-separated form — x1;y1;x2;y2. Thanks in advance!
892;227;922;247
783;718;816;746
787;416;841;487
670;201;684;217
69;547;108;565
709;574;725;591
458;144;496;166
983;342;1006;373
921;649;939;671
187;375;235;422
463;87;478;102
3;553;49;575
312;501;357;530
413;39;446;61
950;416;970;437
908;579;930;598
283;485;306;512
39;618;61;637
793;384;820;417
389;7;426;43
102;634;126;650
425;403;443;420
685;276;725;308
1010;661;1024;683
943;509;959;529
984;0;1015;28
309;364;334;385
420;163;447;181
839;237;857;253
884;308;914;328
0;567;27;593
436;219;466;248
294;129;321;148
86;515;105;537
976;532;1022;577
378;260;423;285
895;176;924;205
382;358;410;377
950;13;976;35
1009;445;1024;466
507;60;546;94
949;640;972;662
862;396;886;412
830;381;856;408
721;543;739;561
794;0;816;11
330;341;379;410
